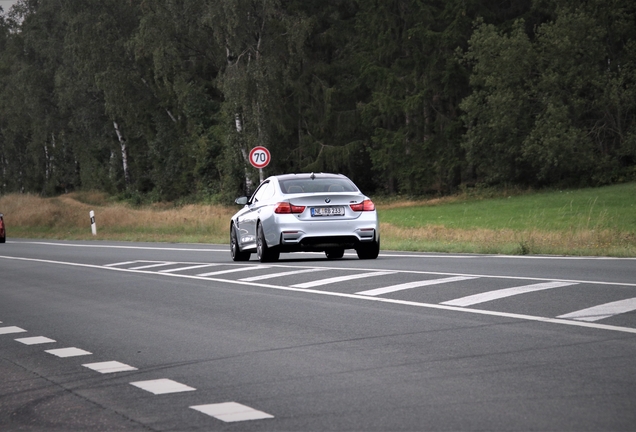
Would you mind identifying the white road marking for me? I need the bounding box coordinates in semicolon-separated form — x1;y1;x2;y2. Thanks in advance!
129;262;176;270
357;276;478;296
190;402;274;422
130;378;196;395
197;265;271;277
15;241;227;252
83;361;138;374
159;264;220;273
14;241;636;260
15;336;55;345
2;255;636;334
0;326;27;335
240;268;328;282
3;254;635;287
104;261;140;267
441;281;578;307
292;271;396;289
557;297;636;322
45;347;92;358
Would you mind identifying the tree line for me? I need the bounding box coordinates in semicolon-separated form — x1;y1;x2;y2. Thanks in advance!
0;0;634;202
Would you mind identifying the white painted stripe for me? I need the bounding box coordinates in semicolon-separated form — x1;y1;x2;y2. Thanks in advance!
17;241;636;260
0;326;26;335
358;276;478;296
18;241;227;252
2;255;636;335
380;253;636;261
83;361;137;374
191;402;274;422
441;281;578;307
197;265;271;277
0;326;27;335
3;254;636;288
15;336;56;345
130;378;196;395
557;297;636;322
292;271;396;289
159;264;220;273
104;261;139;267
240;268;328;282
129;262;176;270
45;347;92;358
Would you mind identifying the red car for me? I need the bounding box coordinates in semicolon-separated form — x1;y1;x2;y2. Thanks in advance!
0;213;5;243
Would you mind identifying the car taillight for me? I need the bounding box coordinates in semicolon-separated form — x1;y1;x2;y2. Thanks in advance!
350;199;375;212
274;202;306;214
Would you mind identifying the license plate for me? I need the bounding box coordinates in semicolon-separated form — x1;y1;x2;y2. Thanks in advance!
311;206;344;217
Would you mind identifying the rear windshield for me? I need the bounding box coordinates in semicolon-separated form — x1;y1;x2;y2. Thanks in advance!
279;178;358;194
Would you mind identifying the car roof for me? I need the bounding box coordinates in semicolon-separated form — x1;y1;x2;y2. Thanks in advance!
271;173;348;181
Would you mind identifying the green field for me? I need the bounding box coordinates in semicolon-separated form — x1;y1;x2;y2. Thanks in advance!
378;183;636;256
380;183;636;232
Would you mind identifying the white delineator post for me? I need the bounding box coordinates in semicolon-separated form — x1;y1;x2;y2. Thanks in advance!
90;210;97;236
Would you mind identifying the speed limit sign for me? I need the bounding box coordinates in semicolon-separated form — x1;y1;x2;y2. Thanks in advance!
249;146;271;169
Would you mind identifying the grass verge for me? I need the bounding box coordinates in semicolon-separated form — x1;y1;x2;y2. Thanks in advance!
379;183;636;256
1;183;634;256
0;191;233;244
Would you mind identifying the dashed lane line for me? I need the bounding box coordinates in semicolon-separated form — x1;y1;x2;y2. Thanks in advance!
357;276;479;296
2;255;636;334
3;321;271;425
15;336;56;345
441;281;578;307
191;402;274;422
557;297;636;322
83;361;138;374
0;326;27;335
291;271;397;289
130;378;196;395
45;347;92;358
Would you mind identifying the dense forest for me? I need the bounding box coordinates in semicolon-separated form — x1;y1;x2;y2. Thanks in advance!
0;0;634;202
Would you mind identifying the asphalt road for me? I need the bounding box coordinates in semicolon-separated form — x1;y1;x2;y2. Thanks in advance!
1;239;635;431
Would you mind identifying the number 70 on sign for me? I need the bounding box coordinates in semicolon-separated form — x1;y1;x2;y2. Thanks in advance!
249;146;271;169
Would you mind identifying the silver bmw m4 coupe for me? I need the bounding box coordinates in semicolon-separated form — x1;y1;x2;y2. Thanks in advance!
230;173;380;262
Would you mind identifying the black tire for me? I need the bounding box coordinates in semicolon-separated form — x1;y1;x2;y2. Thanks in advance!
257;223;279;262
0;236;4;244
230;225;251;261
356;239;380;260
325;248;345;259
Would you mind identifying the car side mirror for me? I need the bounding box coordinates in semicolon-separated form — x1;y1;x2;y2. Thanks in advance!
235;196;248;205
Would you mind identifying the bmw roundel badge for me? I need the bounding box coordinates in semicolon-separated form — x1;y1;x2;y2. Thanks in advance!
325;198;331;203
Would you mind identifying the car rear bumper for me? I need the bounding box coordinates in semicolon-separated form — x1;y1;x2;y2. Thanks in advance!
265;213;379;252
